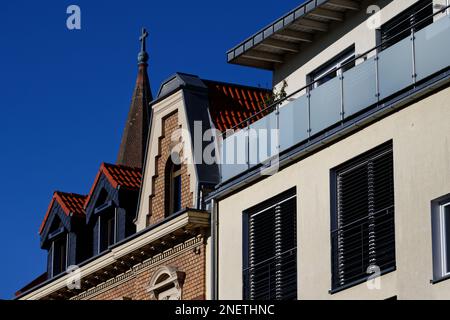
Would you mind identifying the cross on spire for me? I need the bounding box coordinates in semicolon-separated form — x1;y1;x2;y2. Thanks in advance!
139;28;148;53
138;27;149;64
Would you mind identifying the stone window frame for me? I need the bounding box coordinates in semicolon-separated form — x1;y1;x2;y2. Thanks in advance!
147;266;185;300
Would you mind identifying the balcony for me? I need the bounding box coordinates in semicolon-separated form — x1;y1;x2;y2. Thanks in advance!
219;13;450;183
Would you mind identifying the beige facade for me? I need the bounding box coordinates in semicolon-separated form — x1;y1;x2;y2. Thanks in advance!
217;87;450;299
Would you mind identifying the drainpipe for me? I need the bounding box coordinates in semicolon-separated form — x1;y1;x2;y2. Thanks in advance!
210;197;218;300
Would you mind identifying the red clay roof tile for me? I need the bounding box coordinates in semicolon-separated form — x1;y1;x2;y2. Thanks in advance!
204;81;271;132
40;163;141;234
39;192;87;234
84;162;142;208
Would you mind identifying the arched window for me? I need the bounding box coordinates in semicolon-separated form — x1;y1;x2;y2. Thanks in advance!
165;159;182;217
147;266;185;300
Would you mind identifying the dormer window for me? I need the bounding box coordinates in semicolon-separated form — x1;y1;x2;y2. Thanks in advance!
101;211;116;250
46;218;69;277
97;202;116;253
165;160;182;217
52;235;67;276
83;163;141;256
40;192;88;279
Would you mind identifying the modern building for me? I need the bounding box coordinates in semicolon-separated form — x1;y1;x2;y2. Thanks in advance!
208;0;450;300
15;0;450;300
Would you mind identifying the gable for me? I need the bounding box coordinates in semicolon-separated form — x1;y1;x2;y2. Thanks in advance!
40;202;71;249
85;174;119;223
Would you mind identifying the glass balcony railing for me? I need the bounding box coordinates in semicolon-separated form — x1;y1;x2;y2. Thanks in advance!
219;12;450;182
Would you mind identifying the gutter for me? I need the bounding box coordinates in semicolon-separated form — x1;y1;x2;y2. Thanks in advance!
16;208;208;300
210;198;219;300
226;0;332;63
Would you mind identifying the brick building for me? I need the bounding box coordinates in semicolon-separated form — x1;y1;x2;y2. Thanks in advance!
15;29;269;300
16;0;450;301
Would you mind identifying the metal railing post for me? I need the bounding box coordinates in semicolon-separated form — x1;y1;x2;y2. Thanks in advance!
307;88;312;138
375;51;380;103
246;120;250;169
276;103;280;156
340;71;345;121
218;136;223;181
411;28;417;85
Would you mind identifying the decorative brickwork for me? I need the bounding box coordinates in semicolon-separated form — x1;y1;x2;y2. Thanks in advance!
148;111;193;226
71;236;206;300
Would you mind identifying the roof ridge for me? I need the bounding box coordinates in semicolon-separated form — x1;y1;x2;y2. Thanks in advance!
54;191;87;198
84;162;142;209
39;191;87;234
102;162;142;172
202;79;271;91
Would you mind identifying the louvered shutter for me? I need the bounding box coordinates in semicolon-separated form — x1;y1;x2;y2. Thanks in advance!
332;143;395;290
380;0;433;51
245;189;297;300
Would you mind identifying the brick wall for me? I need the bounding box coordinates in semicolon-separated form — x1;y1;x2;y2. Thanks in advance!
69;112;204;301
76;237;206;300
147;111;194;226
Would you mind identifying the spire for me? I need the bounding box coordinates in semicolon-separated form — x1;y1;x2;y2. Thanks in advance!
117;28;153;168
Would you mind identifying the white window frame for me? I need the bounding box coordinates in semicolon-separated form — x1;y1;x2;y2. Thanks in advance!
98;209;117;253
51;233;68;277
439;201;450;277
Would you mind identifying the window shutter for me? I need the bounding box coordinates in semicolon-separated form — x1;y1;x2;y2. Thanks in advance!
248;205;276;300
245;189;297;300
380;0;433;50
276;197;297;299
332;143;395;289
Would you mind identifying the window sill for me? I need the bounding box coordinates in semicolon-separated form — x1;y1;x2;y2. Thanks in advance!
430;274;450;285
329;266;396;295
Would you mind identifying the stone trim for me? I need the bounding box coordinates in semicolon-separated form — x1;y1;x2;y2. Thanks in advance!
71;236;202;300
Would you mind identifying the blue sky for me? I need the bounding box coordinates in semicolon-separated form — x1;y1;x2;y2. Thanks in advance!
0;0;303;299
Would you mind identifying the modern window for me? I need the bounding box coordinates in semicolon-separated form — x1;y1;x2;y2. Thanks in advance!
378;0;433;51
431;195;450;280
243;188;297;300
331;141;395;291
165;159;182;216
308;45;355;89
52;235;67;276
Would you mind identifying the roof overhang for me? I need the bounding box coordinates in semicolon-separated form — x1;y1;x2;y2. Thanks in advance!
226;0;362;70
17;209;209;300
